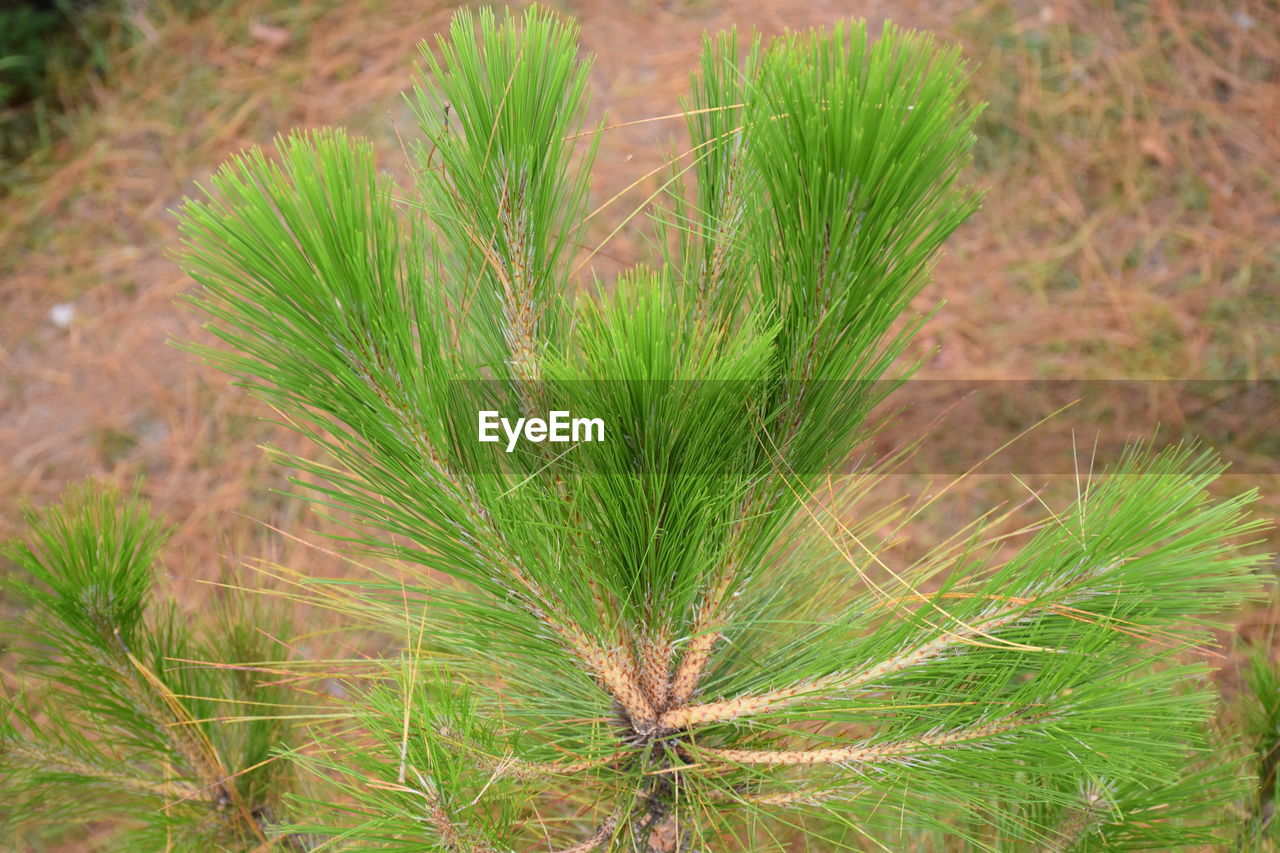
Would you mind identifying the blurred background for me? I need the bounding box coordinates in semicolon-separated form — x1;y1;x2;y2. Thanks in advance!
0;0;1277;841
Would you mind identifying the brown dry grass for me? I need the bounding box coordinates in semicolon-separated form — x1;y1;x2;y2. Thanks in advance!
0;0;1276;840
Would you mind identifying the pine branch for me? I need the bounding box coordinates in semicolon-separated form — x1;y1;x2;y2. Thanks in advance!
661;603;1031;731
551;812;619;853
691;710;1047;768
4;742;206;803
409;766;497;852
1040;782;1109;852
476;750;634;782
670;560;738;709
639;631;675;713
2;484;294;847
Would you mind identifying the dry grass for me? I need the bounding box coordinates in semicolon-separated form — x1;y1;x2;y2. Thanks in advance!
0;0;1276;842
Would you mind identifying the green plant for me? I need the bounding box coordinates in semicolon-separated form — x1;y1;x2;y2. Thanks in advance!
0;4;60;103
1227;626;1280;851
2;6;1270;850
1;483;293;848
0;0;240;169
0;0;112;164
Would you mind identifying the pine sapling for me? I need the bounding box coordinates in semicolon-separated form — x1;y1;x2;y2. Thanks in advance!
5;6;1268;851
173;7;1269;849
0;484;294;848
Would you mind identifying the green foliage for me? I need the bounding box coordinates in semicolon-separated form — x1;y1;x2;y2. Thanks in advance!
0;0;107;164
4;5;1269;851
288;663;527;851
6;478;164;646
0;0;237;166
0;2;67;106
1;483;294;849
1233;636;1280;849
409;5;597;376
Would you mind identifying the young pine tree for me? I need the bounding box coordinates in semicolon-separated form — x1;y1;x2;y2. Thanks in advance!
1;484;293;848
4;6;1268;851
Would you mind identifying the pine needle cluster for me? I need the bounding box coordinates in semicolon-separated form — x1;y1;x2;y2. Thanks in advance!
2;6;1270;851
1;484;294;848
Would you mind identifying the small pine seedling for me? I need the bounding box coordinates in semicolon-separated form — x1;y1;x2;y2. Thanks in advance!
1;484;293;848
